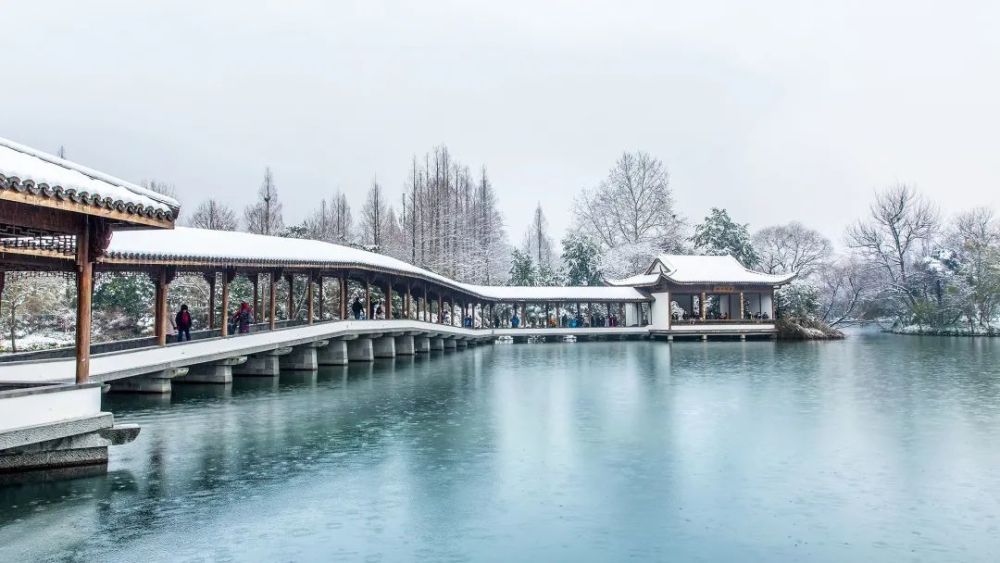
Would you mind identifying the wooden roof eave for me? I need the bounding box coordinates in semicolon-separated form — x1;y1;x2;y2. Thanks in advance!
0;186;176;229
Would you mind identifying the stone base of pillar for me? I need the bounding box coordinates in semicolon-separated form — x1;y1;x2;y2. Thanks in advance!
739;334;746;341
667;335;674;342
455;339;468;349
280;343;322;371
109;367;188;394
430;337;445;351
414;336;431;353
444;338;457;350
701;334;709;341
348;338;374;362
373;336;396;358
175;357;246;384
318;340;348;365
234;348;291;377
0;413;141;475
394;335;415;355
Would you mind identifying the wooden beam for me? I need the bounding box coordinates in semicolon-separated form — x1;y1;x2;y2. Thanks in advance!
0;190;174;229
286;273;295;321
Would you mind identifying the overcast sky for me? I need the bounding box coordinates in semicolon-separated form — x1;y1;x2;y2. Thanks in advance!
3;0;999;247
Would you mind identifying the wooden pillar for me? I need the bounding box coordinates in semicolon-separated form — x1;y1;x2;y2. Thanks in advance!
154;268;169;346
221;269;233;337
318;276;324;320
406;285;412;319
307;275;315;324
286;273;295;322
74;219;93;384
252;274;259;322
203;273;216;329
269;272;277;330
588;302;594;327
340;273;348;320
701;291;707;320
364;278;371;319
438;294;443;324
386;281;393;320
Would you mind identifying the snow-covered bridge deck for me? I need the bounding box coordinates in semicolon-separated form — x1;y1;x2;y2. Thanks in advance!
0;320;488;385
0;320;778;388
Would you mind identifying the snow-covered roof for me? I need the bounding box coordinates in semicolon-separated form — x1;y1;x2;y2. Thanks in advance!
605;273;661;287
461;284;647;302
0;137;178;223
105;228;649;302
650;254;795;286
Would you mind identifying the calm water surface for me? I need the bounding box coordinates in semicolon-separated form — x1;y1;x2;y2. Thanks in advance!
2;333;1000;562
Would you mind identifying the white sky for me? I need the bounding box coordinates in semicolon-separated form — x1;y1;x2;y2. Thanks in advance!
2;0;999;247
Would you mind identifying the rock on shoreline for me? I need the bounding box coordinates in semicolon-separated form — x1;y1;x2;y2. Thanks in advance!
776;317;845;340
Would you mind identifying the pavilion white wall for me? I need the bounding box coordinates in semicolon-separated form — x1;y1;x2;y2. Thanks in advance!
650;293;671;330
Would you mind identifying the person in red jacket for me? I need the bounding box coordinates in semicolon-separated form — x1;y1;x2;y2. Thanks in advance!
174;304;192;342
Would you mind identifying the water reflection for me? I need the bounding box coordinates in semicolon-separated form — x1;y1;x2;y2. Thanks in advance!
3;335;1000;562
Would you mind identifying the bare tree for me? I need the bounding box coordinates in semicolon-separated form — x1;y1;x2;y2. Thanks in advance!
361;178;388;248
753;222;833;277
574;151;685;254
187;199;238;231
846;184;938;316
244;167;284;235
522;203;555;278
142;179;178;200
817;258;875;326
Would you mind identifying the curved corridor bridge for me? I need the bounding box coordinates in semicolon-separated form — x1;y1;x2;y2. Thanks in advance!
0;137;790;474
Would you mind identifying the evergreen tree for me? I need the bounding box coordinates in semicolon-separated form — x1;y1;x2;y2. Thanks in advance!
508;249;538;286
561;233;603;285
691;208;760;267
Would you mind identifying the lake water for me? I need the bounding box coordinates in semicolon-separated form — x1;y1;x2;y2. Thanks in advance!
2;333;999;562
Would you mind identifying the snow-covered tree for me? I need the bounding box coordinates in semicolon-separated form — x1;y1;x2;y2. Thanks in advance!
691;208;760;267
561;233;603;286
508;249;538;286
244;167;284;235
574;151;685;252
598;240;660;281
846;184;938;324
187;199;238;231
361;178;390;249
753;222;832;277
522;203;556;273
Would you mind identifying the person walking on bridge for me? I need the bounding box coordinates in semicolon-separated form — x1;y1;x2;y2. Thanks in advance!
352;297;364;320
230;302;254;335
174;304;192;342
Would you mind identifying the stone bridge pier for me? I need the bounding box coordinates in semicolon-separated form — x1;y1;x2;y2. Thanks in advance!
348;337;374;362
109;367;189;394
318;339;349;365
280;341;327;371
175;356;247;384
233;347;292;377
